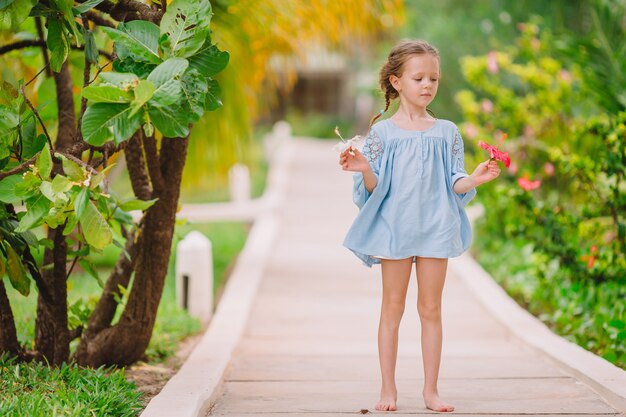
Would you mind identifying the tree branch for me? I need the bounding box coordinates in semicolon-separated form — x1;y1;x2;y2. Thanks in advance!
35;17;52;78
0;40;42;55
85;10;116;28
0;40;113;61
19;85;53;150
94;0;163;24
0;155;38;181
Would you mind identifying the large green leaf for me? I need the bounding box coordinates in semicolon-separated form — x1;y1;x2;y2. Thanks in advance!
73;0;105;14
51;0;81;46
79;200;112;250
51;174;72;193
180;69;208;123
118;197;158;211
58;154;85;181
35;142;52;180
83;85;133;103
0;105;19;131
62;212;78;236
15;195;49;232
99;72;139;88
188;40;229;78
81;103;142;145
147;103;189;138
129;80;155;117
147;57;188;107
4;243;29;296
46;16;69;72
112;58;155;79
0;175;22;204
204;79;223;111
160;0;212;58
74;187;89;219
101;20;161;64
22;130;46;160
0;0;36;28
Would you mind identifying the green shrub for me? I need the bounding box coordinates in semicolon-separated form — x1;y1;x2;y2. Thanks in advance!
459;20;626;368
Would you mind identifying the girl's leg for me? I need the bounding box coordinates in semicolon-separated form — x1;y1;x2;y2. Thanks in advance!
415;257;454;413
377;257;412;411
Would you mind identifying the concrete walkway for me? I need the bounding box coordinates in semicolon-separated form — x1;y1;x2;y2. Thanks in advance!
206;138;623;416
206;140;619;417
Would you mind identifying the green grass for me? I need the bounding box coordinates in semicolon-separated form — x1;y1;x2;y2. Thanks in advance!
0;354;143;417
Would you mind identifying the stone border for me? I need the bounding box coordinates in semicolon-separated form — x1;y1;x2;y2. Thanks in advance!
140;129;293;417
450;208;626;411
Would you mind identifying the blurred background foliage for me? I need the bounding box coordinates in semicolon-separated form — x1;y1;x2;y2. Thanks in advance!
181;0;404;200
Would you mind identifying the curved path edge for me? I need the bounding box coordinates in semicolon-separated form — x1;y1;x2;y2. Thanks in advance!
450;228;626;411
140;136;293;417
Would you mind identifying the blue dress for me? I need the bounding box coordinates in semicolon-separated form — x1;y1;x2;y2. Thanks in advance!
343;118;476;267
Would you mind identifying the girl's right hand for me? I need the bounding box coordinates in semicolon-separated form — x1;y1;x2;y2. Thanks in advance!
339;147;370;173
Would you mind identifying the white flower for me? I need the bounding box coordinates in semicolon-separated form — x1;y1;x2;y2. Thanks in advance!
331;135;365;153
332;126;365;153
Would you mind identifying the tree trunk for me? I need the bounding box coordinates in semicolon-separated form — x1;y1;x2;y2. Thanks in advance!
33;60;77;365
76;135;189;367
73;230;136;362
34;227;70;364
0;278;22;358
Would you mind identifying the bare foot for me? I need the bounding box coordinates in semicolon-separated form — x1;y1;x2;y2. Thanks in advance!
423;392;454;412
375;388;398;411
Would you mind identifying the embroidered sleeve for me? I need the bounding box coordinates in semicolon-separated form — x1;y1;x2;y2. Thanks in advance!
452;128;466;174
362;130;383;170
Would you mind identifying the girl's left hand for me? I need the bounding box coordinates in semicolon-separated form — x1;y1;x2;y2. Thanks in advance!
470;160;501;185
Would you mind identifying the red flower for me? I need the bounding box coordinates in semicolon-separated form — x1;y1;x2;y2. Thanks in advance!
478;139;511;168
517;174;541;191
581;246;598;269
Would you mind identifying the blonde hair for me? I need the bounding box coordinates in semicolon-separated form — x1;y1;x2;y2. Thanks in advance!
368;40;440;130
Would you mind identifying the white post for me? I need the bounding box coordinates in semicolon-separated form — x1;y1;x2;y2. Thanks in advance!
228;163;251;203
175;231;213;323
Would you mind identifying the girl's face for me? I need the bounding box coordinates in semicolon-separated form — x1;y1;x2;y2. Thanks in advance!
390;54;440;110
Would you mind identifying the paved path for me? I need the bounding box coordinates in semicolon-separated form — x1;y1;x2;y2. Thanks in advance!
208;138;621;416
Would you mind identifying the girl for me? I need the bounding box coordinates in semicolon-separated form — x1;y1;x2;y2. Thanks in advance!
339;40;501;413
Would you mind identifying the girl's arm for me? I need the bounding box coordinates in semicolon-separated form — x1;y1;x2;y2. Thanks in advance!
361;165;378;193
340;147;378;192
453;160;500;194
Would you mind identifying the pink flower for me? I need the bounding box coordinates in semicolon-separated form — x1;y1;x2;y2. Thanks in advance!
543;162;555;176
464;123;478;139
531;38;541;51
558;70;572;84
479;133;511;168
517;173;541;191
523;125;535;138
481;99;494;113
487;51;498;74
